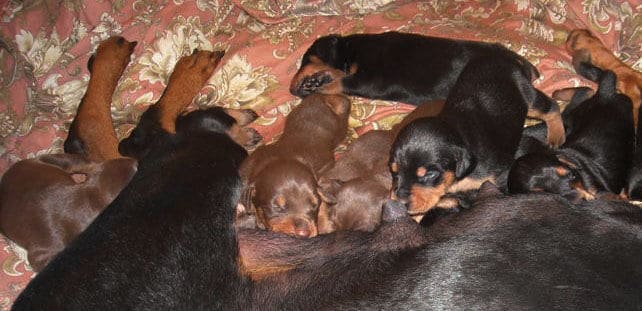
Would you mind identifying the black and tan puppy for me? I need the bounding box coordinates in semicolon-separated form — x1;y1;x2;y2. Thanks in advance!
12;107;249;310
65;36;136;162
389;53;563;221
509;69;634;201
317;101;445;234
239;94;350;238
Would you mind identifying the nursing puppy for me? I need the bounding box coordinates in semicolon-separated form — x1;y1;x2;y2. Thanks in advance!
0;155;136;271
317;101;445;234
389;54;563;221
566;29;642;127
12;107;249;310
240;94;350;238
65;36;136;162
509;69;634;201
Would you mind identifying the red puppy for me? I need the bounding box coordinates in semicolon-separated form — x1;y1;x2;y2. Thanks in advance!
240;94;351;238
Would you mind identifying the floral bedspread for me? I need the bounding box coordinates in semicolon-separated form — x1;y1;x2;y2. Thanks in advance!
0;0;640;308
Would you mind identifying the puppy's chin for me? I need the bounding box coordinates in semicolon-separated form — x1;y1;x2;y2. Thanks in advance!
267;217;319;239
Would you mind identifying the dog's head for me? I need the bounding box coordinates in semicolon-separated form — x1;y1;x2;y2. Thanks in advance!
250;160;321;238
389;118;475;217
508;152;593;202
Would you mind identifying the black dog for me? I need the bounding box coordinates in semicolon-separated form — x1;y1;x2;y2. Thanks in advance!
388;52;563;221
291;32;547;106
245;184;642;309
12;107;248;310
510;68;634;200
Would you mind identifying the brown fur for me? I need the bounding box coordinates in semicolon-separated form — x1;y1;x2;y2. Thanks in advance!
67;36;136;162
158;50;225;133
566;29;642;126
0;154;137;271
240;94;351;238
317;101;445;233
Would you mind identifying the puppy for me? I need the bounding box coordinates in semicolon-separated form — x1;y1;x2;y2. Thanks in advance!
12;107;249;310
0;154;137;271
239;94;350;238
389;53;563;221
317;101;445;234
509;68;634;201
119;49;262;160
566;29;642;127
65;36;136;162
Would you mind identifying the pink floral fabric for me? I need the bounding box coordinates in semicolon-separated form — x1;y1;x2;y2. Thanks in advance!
0;0;640;308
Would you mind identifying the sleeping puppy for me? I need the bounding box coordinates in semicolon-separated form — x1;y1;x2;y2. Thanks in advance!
12;107;249;310
239;94;350;238
119;49;262;160
64;36;136;162
509;68;634;201
389;53;563;221
0;154;136;271
566;29;642;127
291;31;565;148
317;101;445;234
290;31;526;104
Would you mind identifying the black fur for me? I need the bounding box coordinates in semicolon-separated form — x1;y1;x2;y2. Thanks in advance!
118;105;167;160
13;107;248;310
389;53;538;205
510;68;634;198
292;31;538;104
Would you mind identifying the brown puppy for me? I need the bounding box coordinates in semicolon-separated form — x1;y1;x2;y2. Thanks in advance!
119;50;262;160
240;94;351;238
64;36;137;162
0;154;137;271
317;101;445;234
566;29;642;126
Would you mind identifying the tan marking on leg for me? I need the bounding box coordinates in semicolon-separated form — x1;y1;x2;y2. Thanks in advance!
290;57;347;95
75;36;136;161
528;108;566;147
156;50;224;133
447;175;496;194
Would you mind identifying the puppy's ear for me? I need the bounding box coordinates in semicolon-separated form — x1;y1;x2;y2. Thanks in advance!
455;147;476;179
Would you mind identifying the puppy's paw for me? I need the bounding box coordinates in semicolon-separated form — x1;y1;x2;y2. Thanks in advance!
291;69;345;97
170;49;225;91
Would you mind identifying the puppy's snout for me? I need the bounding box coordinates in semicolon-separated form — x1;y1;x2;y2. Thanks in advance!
294;219;312;238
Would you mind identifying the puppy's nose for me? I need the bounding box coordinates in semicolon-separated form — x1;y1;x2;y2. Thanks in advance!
293;219;311;238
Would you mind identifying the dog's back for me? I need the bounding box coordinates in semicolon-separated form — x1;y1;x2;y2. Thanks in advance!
248;190;642;309
12;108;247;310
440;55;534;177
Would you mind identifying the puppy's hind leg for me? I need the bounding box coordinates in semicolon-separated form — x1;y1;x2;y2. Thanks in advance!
528;90;566;148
